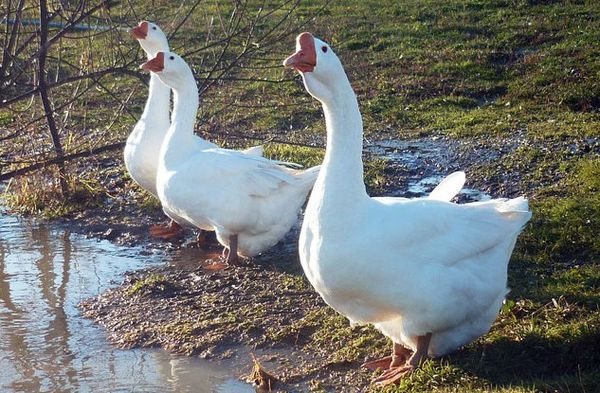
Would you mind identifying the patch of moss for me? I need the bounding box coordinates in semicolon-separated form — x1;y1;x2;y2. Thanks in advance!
125;273;173;297
364;158;390;194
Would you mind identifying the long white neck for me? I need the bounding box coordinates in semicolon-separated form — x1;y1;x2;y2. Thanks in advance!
142;73;170;120
312;76;367;204
142;49;170;122
160;71;213;168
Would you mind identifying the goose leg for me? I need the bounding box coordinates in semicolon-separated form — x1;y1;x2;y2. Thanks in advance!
225;234;240;265
362;343;411;371
149;220;184;240
196;230;208;246
372;333;432;387
207;235;239;270
196;230;217;247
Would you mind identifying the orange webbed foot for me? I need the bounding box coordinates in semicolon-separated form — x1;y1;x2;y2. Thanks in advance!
361;356;393;371
149;221;184;240
372;364;415;386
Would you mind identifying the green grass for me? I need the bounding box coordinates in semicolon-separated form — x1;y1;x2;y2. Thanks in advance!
264;143;324;168
518;158;600;264
224;0;600;139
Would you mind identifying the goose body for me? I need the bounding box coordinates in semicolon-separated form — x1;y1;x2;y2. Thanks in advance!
285;33;531;384
302;195;527;355
143;51;319;261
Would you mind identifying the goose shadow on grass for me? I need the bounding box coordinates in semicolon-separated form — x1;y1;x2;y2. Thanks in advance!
427;259;600;391
445;327;600;391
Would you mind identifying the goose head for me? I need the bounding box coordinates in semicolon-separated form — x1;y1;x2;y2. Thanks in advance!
130;21;169;57
141;51;193;90
284;32;346;104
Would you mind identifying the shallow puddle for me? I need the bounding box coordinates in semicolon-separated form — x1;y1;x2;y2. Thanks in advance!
0;212;254;393
367;138;490;200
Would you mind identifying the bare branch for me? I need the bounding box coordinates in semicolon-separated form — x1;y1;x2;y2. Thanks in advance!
0;66;143;109
167;0;203;41
0;141;125;181
0;0;25;84
38;0;68;194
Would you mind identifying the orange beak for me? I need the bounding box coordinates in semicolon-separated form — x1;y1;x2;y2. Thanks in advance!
130;21;148;40
141;52;164;72
283;32;316;73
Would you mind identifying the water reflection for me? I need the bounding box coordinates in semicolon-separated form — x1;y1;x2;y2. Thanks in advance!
0;213;253;393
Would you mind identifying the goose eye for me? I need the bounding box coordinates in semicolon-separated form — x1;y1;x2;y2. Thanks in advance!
152;26;157;30
169;56;175;60
321;46;328;53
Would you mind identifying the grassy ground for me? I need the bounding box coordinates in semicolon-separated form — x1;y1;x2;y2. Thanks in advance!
3;0;600;392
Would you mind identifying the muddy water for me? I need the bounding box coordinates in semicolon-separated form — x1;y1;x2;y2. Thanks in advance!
0;212;253;393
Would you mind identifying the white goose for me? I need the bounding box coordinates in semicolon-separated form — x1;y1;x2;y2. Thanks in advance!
125;21;170;200
141;51;320;264
284;33;531;386
126;21;263;240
